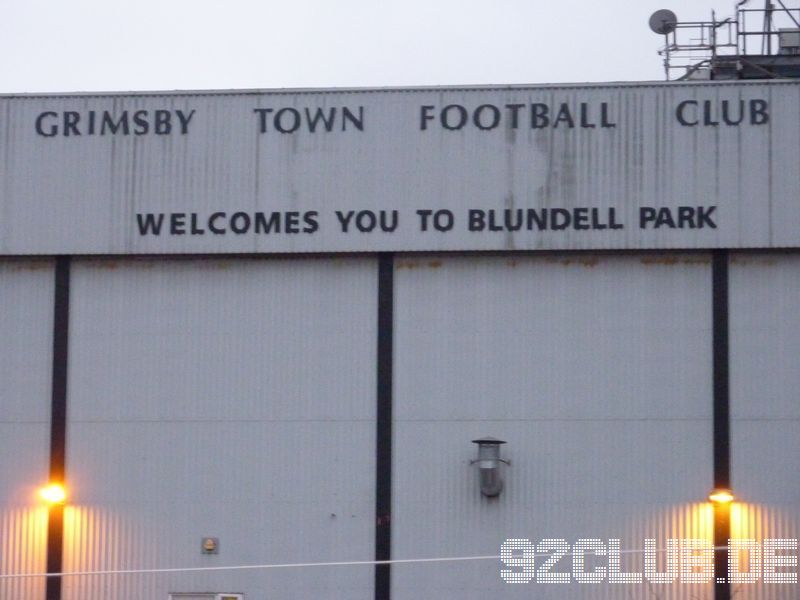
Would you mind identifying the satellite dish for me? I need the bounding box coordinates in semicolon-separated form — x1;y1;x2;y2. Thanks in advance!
649;9;678;34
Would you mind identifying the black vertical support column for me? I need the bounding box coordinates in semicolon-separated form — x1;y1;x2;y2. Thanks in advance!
46;256;70;600
375;253;394;600
712;250;731;600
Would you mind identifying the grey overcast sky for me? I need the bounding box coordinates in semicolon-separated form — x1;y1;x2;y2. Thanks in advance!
0;1;751;93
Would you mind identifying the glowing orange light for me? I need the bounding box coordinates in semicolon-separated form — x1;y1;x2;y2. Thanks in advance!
39;483;66;504
708;488;734;504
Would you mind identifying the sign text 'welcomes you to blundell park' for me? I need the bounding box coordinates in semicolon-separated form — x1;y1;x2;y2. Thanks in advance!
1;81;799;255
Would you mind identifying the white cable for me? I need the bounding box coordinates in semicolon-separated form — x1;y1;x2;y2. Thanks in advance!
2;555;496;579
0;546;731;580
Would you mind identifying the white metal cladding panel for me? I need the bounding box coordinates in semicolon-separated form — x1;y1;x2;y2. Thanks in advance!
0;260;53;497
0;260;53;598
392;254;714;599
0;508;49;599
729;254;800;421
0;81;799;255
67;258;375;422
394;254;712;420
728;253;800;600
727;503;800;600
63;258;376;600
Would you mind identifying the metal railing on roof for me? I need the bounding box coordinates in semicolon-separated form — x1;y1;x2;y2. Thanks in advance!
654;2;800;80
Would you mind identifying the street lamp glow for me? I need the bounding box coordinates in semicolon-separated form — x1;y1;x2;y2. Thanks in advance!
39;483;66;504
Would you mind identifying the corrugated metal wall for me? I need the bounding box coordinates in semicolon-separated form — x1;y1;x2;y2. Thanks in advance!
62;258;377;600
729;253;800;600
0;260;53;599
391;254;714;599
2;82;800;255
1;251;799;599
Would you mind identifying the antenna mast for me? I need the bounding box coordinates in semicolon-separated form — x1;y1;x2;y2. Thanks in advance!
650;1;800;80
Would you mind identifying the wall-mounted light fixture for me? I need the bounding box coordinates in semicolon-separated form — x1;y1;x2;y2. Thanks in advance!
708;488;734;504
471;437;509;497
39;483;66;505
